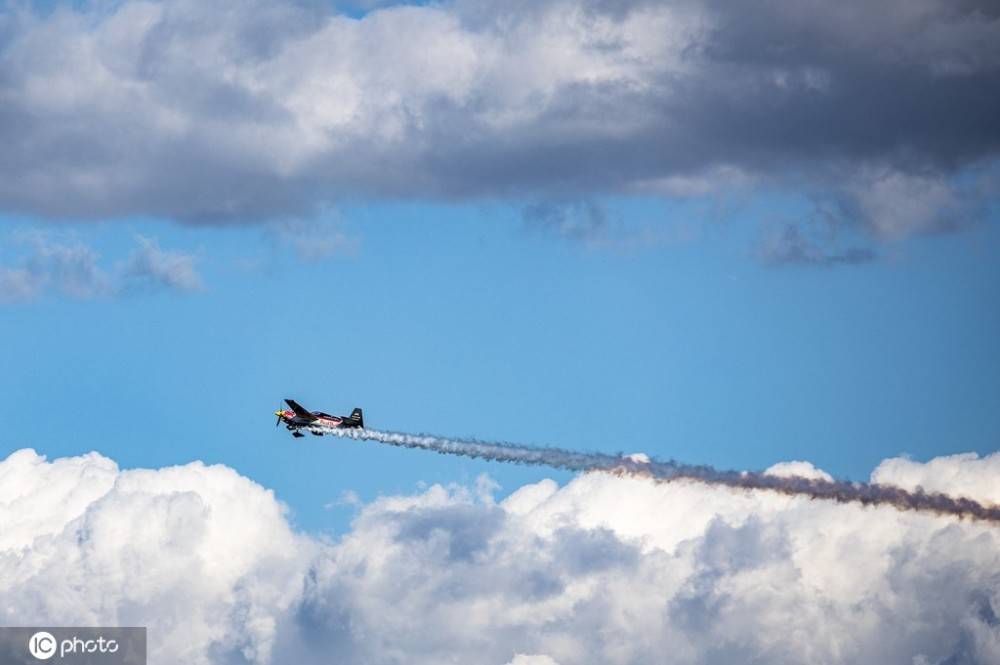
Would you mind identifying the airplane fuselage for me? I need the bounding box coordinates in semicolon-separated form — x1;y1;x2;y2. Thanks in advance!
275;400;364;437
277;410;349;430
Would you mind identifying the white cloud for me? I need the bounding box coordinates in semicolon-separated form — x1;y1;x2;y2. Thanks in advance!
844;168;968;240
122;236;203;292
1;447;998;665
872;451;1000;506
0;449;312;665
764;460;834;482
0;232;201;303
0;0;996;246
2;231;112;301
0;448;118;551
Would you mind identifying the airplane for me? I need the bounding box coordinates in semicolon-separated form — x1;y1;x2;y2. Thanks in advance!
274;399;364;438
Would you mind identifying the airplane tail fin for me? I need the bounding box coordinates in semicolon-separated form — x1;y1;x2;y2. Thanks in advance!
350;408;364;428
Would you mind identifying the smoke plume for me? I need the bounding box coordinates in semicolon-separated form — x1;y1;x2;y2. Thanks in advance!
321;427;1000;523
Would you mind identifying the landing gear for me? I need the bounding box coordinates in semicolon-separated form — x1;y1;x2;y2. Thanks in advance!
292;431;305;438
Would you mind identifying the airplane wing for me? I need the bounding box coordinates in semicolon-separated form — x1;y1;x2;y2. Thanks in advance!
284;399;316;420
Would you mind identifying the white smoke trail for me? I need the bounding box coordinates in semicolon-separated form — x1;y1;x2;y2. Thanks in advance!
317;426;1000;523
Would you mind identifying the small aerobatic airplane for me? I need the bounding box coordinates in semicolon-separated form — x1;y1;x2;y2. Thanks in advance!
274;399;364;438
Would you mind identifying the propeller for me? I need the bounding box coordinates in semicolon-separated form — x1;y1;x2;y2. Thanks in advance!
275;401;284;427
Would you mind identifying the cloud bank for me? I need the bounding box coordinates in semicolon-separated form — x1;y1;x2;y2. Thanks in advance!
2;447;999;664
0;0;997;241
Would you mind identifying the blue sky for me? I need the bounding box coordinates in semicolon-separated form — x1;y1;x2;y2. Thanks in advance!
2;0;1000;537
3;194;998;534
5;5;1000;665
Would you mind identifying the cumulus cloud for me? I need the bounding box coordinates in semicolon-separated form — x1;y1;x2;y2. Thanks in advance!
2;446;999;665
764;459;834;482
0;232;201;303
0;0;996;246
0;449;312;665
872;451;1000;506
